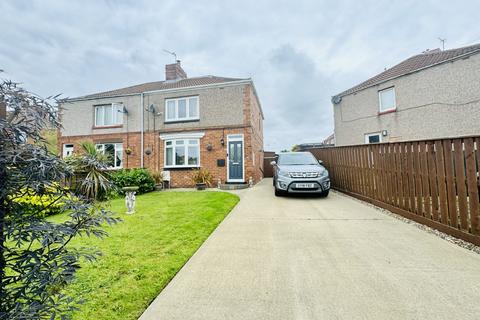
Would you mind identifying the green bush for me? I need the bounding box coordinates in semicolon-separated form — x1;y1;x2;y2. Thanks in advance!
110;168;155;194
11;185;77;217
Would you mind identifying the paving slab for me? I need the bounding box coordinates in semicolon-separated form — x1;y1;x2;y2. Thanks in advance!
139;178;480;320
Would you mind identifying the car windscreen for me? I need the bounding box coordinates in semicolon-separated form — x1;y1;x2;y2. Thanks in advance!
277;153;318;165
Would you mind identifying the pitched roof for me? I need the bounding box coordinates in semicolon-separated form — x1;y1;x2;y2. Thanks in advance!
335;43;480;98
69;76;247;100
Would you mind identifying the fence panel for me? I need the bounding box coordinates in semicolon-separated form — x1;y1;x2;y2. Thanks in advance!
308;136;480;246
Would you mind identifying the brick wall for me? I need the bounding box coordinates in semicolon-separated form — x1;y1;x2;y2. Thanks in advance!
59;131;142;168
58;125;263;188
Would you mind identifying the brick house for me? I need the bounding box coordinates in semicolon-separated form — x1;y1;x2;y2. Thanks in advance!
58;61;264;187
332;43;480;146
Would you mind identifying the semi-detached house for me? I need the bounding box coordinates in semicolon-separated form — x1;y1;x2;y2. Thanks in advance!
332;43;480;146
58;61;264;187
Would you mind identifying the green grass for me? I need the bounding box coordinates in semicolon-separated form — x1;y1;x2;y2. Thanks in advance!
42;129;58;155
49;191;239;320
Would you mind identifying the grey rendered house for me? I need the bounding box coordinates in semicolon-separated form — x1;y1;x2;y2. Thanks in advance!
59;61;264;187
332;43;480;146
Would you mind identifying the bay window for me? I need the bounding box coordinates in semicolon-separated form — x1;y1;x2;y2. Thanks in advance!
165;139;200;168
165;96;199;122
96;143;123;168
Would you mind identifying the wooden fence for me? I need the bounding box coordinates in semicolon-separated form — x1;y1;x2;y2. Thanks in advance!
308;136;480;246
263;151;277;178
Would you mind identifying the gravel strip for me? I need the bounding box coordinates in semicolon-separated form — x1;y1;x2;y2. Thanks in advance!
332;190;480;255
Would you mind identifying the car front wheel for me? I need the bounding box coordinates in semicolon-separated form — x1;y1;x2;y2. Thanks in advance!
319;190;329;198
274;188;284;197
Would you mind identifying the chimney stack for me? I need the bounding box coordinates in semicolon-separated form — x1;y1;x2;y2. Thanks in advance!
165;60;187;81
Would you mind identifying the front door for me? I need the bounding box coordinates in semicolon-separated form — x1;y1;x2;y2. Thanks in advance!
228;139;243;182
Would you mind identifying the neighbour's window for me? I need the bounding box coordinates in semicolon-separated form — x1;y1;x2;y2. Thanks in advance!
63;144;74;158
165;96;199;122
165;139;200;167
378;87;396;112
95;103;123;126
96;143;123;168
364;133;381;144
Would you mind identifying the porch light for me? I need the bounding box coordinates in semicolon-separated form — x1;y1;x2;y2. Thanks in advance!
220;138;225;146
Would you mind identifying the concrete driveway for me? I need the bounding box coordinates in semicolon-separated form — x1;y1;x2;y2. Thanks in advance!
140;178;480;320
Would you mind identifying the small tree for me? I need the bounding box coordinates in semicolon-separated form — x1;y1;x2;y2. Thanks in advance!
0;76;120;319
65;141;113;200
291;144;300;152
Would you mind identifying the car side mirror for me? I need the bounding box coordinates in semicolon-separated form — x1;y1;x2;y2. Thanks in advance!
318;160;324;165
270;160;276;166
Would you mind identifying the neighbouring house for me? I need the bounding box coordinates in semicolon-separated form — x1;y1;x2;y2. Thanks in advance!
331;43;480;146
296;142;327;151
58;61;264;187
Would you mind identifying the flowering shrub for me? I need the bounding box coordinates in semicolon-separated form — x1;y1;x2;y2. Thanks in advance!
11;184;77;217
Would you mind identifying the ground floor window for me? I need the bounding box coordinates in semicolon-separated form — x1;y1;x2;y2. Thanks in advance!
63;144;74;158
165;139;200;168
96;143;123;168
364;133;381;144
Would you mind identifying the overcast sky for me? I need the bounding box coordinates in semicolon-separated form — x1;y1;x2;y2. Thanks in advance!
1;0;479;151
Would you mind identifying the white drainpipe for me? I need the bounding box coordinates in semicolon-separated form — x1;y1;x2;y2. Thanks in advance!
140;92;144;168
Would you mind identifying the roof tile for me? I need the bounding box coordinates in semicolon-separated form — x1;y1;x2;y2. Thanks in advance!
335;43;480;98
70;76;247;100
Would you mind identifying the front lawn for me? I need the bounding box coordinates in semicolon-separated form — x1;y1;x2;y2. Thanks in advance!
49;191;239;320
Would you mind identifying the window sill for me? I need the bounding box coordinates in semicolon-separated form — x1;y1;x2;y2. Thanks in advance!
378;109;396;116
103;167;123;171
164;166;200;170
164;119;200;124
93;125;123;129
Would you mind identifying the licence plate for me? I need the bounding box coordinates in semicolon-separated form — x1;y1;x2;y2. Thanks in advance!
295;183;315;189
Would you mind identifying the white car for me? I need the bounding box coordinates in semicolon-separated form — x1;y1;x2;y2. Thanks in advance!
271;152;330;197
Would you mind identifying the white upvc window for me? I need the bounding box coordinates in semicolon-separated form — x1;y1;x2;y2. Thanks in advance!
164;139;200;168
364;132;382;144
165;96;199;122
378;87;396;113
96;143;123;168
94;103;123;126
63;144;74;158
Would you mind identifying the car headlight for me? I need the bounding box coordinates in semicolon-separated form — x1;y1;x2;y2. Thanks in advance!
320;168;329;177
278;170;290;178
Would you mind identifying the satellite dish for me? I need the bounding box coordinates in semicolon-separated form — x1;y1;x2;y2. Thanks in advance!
331;95;342;104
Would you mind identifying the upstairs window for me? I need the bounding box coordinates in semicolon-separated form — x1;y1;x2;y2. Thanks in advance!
378;87;396;113
165;139;200;168
165;96;199;122
95;103;123;127
96;143;123;168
